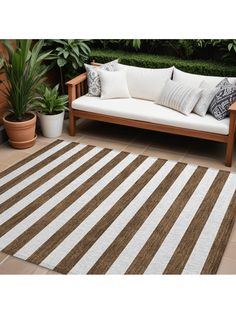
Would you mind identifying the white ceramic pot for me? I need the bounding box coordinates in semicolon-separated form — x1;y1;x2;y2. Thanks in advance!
38;111;65;138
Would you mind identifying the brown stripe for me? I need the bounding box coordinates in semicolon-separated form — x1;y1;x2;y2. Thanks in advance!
0;139;63;179
126;166;207;274
88;162;186;274
3;151;129;256
201;190;236;274
54;158;166;274
0;142;81;195
27;154;147;266
0;146;106;237
163;170;229;274
0;142;79;215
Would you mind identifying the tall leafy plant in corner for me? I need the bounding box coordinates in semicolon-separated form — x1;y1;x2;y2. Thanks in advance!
0;40;51;121
45;39;91;94
0;40;51;149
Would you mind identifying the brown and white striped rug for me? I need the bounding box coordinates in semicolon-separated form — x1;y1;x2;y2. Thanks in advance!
0;139;236;274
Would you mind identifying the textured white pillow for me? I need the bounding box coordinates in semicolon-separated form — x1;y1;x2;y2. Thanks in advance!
173;67;236;88
156;79;202;115
193;81;217;116
115;63;174;101
193;79;233;117
98;70;131;100
85;60;118;97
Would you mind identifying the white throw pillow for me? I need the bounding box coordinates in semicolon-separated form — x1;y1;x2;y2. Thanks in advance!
193;79;232;117
156;79;202;115
173;67;236;88
98;70;131;100
85;60;118;97
193;81;217;116
115;63;174;101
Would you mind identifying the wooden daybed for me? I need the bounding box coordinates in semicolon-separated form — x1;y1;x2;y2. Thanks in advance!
66;72;236;167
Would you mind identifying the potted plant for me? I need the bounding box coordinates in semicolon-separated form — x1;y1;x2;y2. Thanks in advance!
36;84;68;138
0;40;50;149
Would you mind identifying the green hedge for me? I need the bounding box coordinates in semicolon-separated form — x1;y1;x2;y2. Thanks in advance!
90;49;236;77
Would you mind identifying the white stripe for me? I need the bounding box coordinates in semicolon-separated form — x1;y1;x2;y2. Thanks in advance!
183;173;236;274
144;168;219;274
0;141;69;186
11;152;138;259
0;146;101;225
40;156;160;270
106;164;197;274
0;149;120;250
70;160;181;274
0;143;86;203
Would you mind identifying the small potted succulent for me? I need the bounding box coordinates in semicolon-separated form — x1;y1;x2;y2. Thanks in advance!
36;84;68;138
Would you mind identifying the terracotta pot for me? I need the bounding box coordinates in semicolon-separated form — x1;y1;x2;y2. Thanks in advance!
3;112;37;149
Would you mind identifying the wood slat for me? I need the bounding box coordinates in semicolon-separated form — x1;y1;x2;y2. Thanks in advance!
72;109;228;143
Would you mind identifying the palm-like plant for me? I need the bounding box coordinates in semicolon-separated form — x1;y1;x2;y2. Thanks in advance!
0;40;51;121
36;84;68;115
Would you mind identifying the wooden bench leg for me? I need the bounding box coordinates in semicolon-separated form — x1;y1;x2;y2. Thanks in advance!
225;139;234;167
225;111;235;167
69;110;76;136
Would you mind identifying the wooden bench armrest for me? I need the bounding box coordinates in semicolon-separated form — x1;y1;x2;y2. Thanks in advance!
229;101;236;112
66;72;87;87
66;72;88;109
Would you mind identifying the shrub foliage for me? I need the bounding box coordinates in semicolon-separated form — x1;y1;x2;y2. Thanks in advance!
90;49;236;77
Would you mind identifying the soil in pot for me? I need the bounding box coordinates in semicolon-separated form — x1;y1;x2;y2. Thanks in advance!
5;112;35;123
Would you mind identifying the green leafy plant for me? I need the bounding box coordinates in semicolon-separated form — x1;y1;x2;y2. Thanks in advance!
0;40;51;121
45;39;91;93
122;39;141;50
36;84;68;115
91;39;141;51
227;40;236;53
195;39;236;63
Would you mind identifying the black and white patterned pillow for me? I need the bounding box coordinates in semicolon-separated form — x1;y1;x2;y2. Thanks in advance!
85;60;118;97
208;78;236;120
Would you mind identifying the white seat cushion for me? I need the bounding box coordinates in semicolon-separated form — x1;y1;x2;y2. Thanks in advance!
173;67;236;88
115;63;173;101
72;96;229;135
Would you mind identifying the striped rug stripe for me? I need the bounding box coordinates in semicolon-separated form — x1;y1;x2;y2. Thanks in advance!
118;166;207;274
3;151;128;256
201;190;236;274
183;174;236;274
71;160;187;274
87;162;186;274
163;170;229;274
11;151;127;259
19;152;139;264
0;144;96;227
0;142;87;214
144;168;219;274
0;140;235;274
38;157;163;271
0;141;75;194
27;154;146;266
0;147;109;240
0;139;63;180
55;158;167;274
